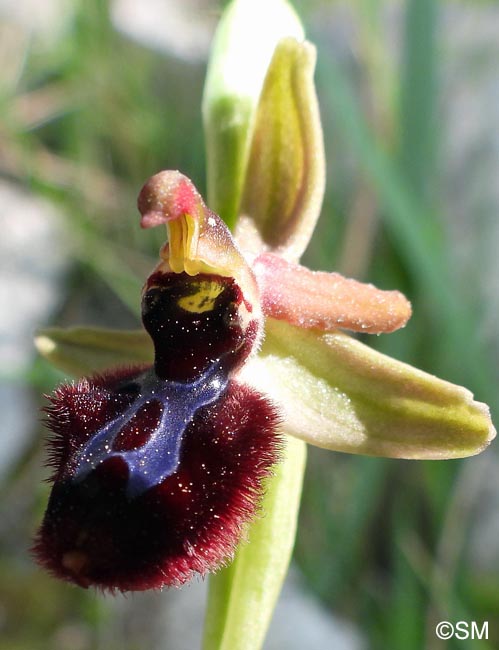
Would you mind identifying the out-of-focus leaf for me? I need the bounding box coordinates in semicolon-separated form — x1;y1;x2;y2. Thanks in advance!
317;53;495;406
399;0;437;204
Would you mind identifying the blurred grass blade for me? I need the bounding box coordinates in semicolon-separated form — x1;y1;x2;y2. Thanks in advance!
241;318;496;459
318;56;444;302
317;55;495;404
399;0;437;202
203;435;306;650
202;0;303;228
75;234;144;318
35;327;153;376
326;456;387;601
391;497;425;650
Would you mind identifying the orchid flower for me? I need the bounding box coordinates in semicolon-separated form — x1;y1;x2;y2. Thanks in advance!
33;1;495;648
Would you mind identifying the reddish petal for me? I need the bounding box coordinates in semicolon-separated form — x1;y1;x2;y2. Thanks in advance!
253;252;412;334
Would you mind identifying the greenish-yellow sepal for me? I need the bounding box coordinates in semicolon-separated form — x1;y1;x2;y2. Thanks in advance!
35;327;153;377
237;38;325;261
241;319;495;460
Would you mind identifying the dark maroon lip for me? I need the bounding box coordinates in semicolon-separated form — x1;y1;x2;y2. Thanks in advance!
35;262;279;592
34;371;281;592
71;364;229;498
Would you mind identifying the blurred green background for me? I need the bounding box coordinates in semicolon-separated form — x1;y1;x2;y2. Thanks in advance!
1;0;498;648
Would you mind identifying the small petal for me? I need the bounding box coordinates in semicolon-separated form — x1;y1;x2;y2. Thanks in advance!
236;38;325;262
240;319;496;459
202;0;304;228
253;252;412;333
35;327;153;376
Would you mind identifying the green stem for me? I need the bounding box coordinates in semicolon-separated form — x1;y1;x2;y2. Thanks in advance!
203;435;307;650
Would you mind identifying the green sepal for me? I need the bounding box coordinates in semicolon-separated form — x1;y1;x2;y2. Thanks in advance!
239;38;326;261
203;434;306;650
35;327;153;377
241;319;496;459
202;0;303;229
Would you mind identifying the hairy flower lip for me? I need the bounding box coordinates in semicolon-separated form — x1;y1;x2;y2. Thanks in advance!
35;364;282;592
142;271;259;381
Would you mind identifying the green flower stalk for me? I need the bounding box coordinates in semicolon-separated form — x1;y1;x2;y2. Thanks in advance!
34;0;495;648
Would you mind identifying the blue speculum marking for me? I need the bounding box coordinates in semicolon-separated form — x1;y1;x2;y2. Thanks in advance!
73;363;228;497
